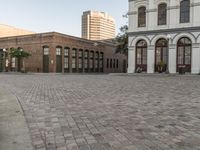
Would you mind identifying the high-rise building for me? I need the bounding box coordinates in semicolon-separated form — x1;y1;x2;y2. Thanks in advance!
82;10;116;40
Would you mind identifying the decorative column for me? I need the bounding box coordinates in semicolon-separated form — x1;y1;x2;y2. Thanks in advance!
169;1;178;29
148;0;156;30
128;46;135;73
147;46;154;73
168;44;176;74
191;44;200;74
2;49;7;72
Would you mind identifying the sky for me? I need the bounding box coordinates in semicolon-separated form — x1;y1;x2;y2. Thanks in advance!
0;0;128;37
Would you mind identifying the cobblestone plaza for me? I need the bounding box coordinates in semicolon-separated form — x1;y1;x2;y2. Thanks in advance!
0;74;200;150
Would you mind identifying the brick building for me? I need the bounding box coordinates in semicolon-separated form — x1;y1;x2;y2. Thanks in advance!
0;24;34;38
0;32;127;73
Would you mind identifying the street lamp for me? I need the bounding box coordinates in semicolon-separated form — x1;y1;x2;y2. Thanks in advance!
93;42;99;47
167;34;171;40
2;49;6;72
166;34;172;73
19;48;24;72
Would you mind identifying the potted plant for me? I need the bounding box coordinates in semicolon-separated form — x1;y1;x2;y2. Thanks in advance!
178;65;186;74
157;61;166;73
136;67;142;73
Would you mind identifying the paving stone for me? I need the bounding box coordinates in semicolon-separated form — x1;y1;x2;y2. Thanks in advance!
78;144;91;150
57;146;67;150
1;74;200;150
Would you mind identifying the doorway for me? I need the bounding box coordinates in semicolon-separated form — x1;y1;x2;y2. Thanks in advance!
155;39;168;72
43;47;49;73
56;47;62;73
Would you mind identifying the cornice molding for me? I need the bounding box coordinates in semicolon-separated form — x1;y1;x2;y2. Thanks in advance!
191;2;200;7
147;9;156;13
168;6;179;10
127;11;137;15
128;27;200;36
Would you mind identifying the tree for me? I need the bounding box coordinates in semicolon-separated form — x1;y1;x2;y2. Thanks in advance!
113;25;128;56
10;48;31;72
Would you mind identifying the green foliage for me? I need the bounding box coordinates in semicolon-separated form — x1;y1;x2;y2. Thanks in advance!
113;25;128;56
157;61;167;73
157;61;166;67
10;48;31;58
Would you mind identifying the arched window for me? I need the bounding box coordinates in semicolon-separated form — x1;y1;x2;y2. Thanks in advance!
72;48;77;72
84;50;89;72
90;51;94;72
177;37;191;72
56;46;62;73
158;3;167;25
138;7;146;27
95;52;99;72
9;48;16;71
136;40;147;72
100;52;104;72
155;39;168;72
180;0;190;23
43;46;49;73
64;47;69;72
78;49;83;72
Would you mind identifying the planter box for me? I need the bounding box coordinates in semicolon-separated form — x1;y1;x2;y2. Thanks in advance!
178;65;186;74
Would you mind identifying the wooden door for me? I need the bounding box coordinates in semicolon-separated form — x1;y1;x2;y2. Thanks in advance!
56;47;62;73
43;47;49;73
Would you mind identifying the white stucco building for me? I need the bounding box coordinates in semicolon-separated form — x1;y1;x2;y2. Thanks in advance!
128;0;200;74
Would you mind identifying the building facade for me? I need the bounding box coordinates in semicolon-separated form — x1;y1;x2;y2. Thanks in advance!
128;0;200;74
0;24;34;38
0;32;127;73
82;10;116;40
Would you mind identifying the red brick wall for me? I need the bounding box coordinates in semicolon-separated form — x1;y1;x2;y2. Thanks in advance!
0;32;127;73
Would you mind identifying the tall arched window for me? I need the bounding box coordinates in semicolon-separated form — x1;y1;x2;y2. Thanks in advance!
158;3;167;25
90;51;94;72
155;39;168;72
43;46;49;73
95;51;99;72
56;46;62;73
177;37;191;72
100;52;104;72
138;7;146;27
84;50;89;72
72;48;77;72
180;0;190;23
78;49;83;72
136;40;147;72
64;47;69;73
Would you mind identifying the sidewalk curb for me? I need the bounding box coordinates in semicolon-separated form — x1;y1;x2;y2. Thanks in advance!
0;87;33;150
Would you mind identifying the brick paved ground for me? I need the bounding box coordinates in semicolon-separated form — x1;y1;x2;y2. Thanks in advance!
0;74;200;150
